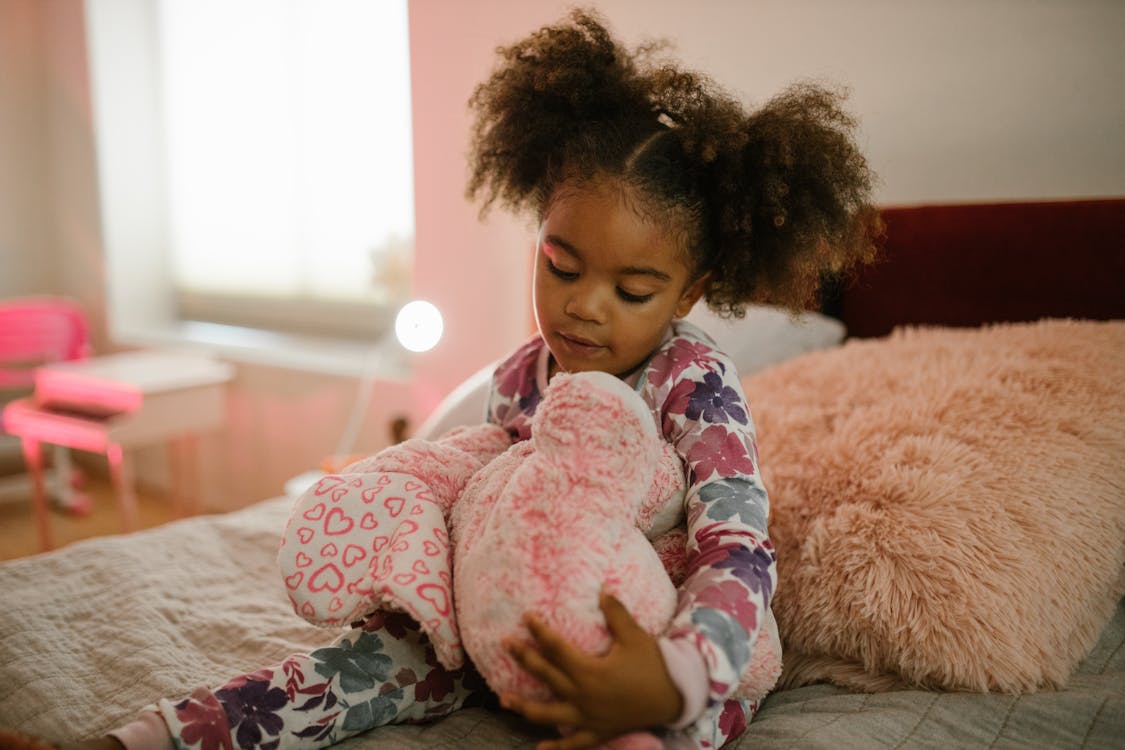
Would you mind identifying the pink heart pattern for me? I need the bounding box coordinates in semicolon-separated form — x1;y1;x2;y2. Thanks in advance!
342;544;366;566
323;507;354;536
384;496;405;517
278;470;463;668
312;476;362;503
308;564;343;593
360;477;391;503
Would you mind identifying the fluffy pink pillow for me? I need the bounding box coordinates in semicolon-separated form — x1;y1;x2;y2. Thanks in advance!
744;319;1125;693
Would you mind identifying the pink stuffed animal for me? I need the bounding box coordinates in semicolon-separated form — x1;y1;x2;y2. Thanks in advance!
279;371;684;667
279;371;779;748
451;371;686;750
450;371;684;701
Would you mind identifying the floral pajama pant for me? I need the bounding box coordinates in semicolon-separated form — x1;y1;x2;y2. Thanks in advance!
154;612;488;750
153;612;753;750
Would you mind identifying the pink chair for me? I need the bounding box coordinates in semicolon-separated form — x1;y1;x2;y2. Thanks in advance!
0;297;112;551
0;297;90;388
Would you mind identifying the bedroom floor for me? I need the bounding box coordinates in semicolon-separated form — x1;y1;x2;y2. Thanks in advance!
0;477;176;560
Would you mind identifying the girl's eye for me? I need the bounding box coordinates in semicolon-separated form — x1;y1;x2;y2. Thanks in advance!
546;258;579;281
617;288;654;304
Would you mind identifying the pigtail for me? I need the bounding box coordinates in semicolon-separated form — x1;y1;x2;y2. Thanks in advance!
698;83;882;315
466;9;658;217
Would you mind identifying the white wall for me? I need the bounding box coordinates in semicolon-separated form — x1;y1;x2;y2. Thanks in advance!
639;0;1125;205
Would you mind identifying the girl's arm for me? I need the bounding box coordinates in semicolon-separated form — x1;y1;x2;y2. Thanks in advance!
655;346;776;711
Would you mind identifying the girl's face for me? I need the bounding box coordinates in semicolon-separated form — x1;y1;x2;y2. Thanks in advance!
533;178;707;378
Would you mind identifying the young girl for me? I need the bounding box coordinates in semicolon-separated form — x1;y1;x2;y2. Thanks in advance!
5;8;877;750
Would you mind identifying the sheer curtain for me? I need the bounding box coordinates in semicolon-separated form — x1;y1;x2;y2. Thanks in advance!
90;0;414;341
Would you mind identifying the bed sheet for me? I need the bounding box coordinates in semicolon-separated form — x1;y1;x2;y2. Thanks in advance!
1;497;1122;749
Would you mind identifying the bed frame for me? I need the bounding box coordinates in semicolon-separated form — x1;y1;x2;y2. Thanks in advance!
830;198;1125;337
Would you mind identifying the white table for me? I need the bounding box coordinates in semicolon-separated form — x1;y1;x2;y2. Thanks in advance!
2;349;234;550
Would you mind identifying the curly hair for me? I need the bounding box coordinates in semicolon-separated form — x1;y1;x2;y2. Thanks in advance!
466;9;881;315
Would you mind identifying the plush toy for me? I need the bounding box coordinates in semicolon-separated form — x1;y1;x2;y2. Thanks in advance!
278;371;779;747
277;418;512;661
450;371;687;701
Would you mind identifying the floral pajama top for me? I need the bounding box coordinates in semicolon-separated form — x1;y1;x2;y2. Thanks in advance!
487;319;777;714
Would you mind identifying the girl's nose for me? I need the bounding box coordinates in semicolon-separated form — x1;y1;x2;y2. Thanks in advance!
564;285;606;323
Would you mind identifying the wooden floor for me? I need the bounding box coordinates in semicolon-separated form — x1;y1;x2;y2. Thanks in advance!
0;476;179;561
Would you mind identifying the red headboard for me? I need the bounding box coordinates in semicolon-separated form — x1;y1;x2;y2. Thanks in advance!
832;199;1125;338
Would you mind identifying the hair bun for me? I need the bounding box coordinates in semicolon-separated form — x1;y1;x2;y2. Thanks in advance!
699;82;881;313
467;10;657;215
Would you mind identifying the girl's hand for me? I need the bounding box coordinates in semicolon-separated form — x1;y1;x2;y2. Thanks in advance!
500;591;683;750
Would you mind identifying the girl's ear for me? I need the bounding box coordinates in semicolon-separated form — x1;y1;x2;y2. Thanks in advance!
675;273;711;318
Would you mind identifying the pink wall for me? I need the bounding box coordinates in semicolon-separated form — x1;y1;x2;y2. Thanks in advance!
4;0;1123;508
406;1;543;409
0;0;55;298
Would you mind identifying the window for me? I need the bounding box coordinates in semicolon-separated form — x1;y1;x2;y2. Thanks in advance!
86;0;413;347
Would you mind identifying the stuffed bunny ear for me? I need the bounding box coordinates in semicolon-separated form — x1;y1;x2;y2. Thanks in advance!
563;371;655;435
569;371;655;435
533;371;656;441
524;372;663;511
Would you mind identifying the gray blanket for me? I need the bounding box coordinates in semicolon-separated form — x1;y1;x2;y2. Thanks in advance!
1;498;1121;748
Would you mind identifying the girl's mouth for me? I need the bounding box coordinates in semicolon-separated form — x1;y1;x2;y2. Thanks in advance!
557;331;605;356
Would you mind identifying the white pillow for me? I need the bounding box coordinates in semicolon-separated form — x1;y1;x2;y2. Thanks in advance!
413;361;495;441
685;304;845;375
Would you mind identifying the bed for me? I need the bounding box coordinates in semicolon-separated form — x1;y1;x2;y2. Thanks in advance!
2;199;1124;749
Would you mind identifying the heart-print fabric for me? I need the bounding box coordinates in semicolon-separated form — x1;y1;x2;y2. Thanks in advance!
278;471;464;668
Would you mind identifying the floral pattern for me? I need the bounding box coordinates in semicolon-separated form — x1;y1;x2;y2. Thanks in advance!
214;678;287;750
698;479;768;530
310;631;393;693
487;319;777;747
685;371;748;426
686;426;757;482
647;338;715;388
159;613;487;750
173;693;234;750
489;340;542;435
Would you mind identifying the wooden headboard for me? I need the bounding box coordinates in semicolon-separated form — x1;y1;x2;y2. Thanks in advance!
828;199;1125;338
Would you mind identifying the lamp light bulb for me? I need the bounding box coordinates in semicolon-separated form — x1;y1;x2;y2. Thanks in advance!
395;300;443;352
